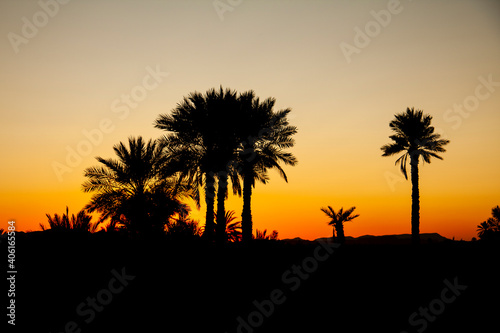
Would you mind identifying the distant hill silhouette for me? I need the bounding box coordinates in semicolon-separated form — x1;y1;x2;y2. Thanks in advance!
282;233;450;245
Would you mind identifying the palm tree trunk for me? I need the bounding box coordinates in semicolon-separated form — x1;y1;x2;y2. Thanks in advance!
241;172;253;243
216;171;228;244
335;222;345;244
410;155;420;245
204;172;216;241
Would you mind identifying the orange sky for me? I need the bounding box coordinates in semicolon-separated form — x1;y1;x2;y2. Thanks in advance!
1;0;499;240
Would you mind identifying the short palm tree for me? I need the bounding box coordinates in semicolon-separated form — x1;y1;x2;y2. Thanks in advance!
200;210;242;242
218;210;242;243
477;205;500;240
82;136;191;237
321;206;359;244
254;229;279;240
237;95;298;242
381;108;449;245
40;206;98;232
476;221;491;239
166;211;202;239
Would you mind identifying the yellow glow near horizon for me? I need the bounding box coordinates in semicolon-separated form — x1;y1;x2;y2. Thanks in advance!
1;1;499;241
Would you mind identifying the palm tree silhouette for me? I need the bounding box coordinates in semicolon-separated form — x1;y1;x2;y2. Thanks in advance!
217;210;242;243
381;108;449;245
166;211;202;239
40;206;98;232
237;94;298;242
82;136;191;237
321;206;359;244
254;229;279;240
476;205;500;240
155;87;242;243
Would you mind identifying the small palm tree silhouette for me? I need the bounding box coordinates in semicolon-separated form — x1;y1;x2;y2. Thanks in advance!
477;205;500;240
254;229;279;240
200;210;242;242
321;206;359;244
222;210;242;243
166;211;202;239
40;206;98;232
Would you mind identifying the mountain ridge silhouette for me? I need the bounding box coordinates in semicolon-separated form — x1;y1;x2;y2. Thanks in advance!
282;232;450;245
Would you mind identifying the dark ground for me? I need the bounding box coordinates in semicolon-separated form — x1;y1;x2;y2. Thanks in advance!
3;231;499;333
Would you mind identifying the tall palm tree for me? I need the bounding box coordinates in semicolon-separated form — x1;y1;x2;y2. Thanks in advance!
321;206;359;244
155;87;244;243
82;136;191;237
237;96;298;242
381;108;449;245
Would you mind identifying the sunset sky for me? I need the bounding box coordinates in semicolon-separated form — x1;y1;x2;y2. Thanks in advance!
1;0;499;241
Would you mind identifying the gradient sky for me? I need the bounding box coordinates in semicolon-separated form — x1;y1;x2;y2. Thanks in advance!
1;0;499;240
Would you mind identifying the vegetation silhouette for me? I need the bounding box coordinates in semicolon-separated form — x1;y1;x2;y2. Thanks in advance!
154;86;297;244
165;210;202;240
18;88;498;332
82;136;192;238
40;206;99;232
476;205;500;241
381;108;449;245
320;206;359;243
204;210;243;242
254;228;279;240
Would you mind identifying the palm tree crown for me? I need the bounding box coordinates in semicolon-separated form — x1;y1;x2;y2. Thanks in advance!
82;136;191;236
381;108;449;179
476;205;500;240
321;206;359;243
